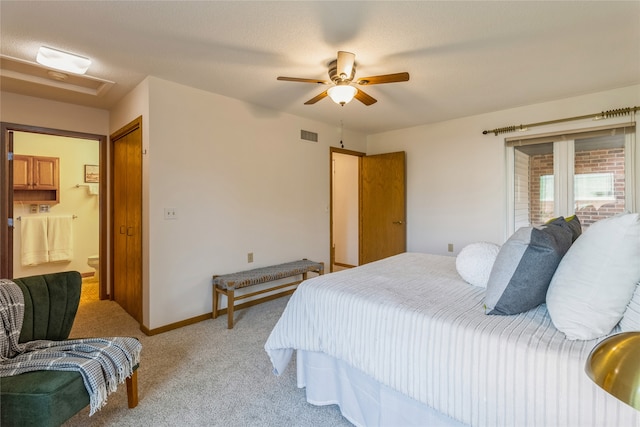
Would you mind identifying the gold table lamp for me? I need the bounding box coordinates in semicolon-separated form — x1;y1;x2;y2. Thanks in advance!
585;331;640;411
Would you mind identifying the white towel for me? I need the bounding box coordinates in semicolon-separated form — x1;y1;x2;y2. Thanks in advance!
47;216;73;262
87;184;99;195
20;217;49;266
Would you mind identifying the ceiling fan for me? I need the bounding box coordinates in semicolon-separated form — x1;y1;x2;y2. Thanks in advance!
277;51;409;106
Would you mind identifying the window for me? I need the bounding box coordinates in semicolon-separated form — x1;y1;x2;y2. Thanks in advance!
574;173;614;203
507;123;635;233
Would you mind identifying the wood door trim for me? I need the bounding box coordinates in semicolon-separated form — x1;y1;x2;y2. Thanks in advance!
110;116;141;141
0;122;107;296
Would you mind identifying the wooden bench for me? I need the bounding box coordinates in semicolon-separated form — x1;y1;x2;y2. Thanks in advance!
212;259;324;328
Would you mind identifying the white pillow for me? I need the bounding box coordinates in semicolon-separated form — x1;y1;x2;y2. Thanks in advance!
619;282;640;331
546;213;640;340
455;242;501;288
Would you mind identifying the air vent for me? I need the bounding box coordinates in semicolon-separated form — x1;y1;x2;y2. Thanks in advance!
301;130;318;142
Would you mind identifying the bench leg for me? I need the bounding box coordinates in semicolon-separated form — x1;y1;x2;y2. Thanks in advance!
227;289;235;329
126;370;139;408
212;286;220;319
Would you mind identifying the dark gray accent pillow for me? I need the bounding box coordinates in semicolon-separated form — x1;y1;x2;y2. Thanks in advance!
484;218;573;315
547;214;582;242
564;215;582;242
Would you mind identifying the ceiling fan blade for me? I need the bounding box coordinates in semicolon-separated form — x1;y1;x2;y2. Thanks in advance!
277;76;330;85
354;88;377;106
356;72;410;85
304;90;329;105
336;51;356;80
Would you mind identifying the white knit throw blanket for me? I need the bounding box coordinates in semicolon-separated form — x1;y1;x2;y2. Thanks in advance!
0;278;142;415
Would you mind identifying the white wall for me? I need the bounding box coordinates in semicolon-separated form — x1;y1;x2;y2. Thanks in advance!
367;85;640;256
112;76;367;329
0;92;109;135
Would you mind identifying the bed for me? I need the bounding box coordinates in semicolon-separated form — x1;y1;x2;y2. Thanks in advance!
264;251;640;427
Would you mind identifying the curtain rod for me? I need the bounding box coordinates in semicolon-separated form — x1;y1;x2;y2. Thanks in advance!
482;106;639;136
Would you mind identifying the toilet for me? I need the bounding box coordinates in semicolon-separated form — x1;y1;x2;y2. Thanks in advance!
87;255;99;278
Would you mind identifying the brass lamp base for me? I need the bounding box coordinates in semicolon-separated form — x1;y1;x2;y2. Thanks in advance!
585;331;640;411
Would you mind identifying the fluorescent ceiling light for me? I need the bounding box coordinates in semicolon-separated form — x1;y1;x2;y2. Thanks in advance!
36;46;91;75
328;85;357;106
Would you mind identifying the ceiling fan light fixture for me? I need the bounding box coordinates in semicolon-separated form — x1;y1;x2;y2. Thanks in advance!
328;85;357;106
36;46;91;75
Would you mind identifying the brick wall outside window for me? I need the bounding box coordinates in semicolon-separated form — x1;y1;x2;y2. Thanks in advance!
529;153;554;226
528;148;625;228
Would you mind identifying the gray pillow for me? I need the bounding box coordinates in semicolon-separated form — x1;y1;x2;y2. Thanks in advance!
547;214;582;242
485;218;573;315
564;215;582;242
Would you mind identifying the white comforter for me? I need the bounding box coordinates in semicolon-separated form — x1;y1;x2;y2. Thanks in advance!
265;252;639;427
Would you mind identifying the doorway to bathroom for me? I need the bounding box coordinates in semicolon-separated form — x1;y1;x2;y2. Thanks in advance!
1;122;107;298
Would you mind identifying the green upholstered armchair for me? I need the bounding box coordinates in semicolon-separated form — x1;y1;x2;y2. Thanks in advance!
0;271;139;427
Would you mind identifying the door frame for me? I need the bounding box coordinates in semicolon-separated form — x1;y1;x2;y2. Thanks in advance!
0;122;107;298
329;146;365;272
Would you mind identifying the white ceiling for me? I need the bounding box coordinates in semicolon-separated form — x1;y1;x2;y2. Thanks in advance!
1;1;638;134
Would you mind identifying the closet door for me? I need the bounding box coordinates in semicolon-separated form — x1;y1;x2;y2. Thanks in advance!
112;117;142;323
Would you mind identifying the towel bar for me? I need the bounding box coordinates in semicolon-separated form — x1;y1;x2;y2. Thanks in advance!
15;215;78;221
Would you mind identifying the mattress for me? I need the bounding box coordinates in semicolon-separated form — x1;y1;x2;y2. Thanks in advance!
265;252;640;427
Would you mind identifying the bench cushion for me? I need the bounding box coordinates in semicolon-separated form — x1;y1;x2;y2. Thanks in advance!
212;259;324;290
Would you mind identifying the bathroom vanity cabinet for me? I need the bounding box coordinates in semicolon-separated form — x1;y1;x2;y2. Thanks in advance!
13;154;60;204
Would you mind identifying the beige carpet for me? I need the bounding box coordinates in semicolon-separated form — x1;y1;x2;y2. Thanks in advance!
64;279;351;426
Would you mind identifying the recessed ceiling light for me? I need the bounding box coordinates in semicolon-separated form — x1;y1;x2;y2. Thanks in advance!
36;46;91;75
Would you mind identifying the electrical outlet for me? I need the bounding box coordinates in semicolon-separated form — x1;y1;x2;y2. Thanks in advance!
448;243;454;252
247;252;254;263
164;208;177;220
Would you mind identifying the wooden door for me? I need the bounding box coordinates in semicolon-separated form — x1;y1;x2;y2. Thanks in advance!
359;151;406;264
112;117;142;323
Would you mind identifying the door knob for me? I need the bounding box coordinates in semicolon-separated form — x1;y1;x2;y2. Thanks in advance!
393;220;404;225
119;226;126;234
127;226;134;236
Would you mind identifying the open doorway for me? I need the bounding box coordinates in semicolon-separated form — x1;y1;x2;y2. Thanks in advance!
330;147;363;272
1;123;107;298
